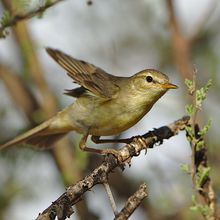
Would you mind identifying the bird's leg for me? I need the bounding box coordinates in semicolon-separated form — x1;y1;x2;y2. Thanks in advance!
91;135;131;144
79;133;103;154
79;134;123;163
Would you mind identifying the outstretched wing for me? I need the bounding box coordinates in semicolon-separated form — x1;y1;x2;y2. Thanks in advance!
46;48;119;98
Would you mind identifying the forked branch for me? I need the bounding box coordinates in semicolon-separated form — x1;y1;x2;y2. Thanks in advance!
36;116;190;220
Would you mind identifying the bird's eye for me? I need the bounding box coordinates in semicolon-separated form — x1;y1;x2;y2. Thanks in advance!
146;76;153;83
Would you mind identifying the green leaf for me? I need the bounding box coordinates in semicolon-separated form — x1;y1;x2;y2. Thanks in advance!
0;11;12;38
204;79;213;93
190;195;212;216
196;166;211;188
195;79;212;109
0;11;12;27
45;0;53;7
198;119;212;137
180;163;190;173
185;104;194;116
190;204;212;217
185;78;194;94
196;140;205;150
185;125;194;141
13;0;30;12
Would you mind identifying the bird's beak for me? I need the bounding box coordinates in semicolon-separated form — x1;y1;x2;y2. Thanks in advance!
161;83;178;89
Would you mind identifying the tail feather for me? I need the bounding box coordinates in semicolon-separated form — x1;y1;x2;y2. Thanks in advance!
26;133;66;149
0;118;67;150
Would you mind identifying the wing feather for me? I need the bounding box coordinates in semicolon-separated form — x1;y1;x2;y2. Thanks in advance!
46;48;119;98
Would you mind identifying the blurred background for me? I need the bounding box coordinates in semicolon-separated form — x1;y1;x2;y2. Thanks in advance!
0;0;219;219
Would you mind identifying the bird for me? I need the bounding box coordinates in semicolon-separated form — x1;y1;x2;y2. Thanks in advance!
0;48;177;159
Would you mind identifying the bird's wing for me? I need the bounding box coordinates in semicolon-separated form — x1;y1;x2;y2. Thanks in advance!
46;48;120;98
64;86;87;98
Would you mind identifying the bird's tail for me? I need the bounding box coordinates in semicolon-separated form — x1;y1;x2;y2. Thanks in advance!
0;118;67;150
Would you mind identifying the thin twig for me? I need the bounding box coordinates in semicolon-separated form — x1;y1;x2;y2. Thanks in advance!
191;67;197;186
114;183;147;220
185;71;218;219
0;0;65;37
103;181;118;216
0;64;39;121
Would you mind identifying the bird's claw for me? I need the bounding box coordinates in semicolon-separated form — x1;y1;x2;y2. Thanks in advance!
102;149;126;168
132;136;150;154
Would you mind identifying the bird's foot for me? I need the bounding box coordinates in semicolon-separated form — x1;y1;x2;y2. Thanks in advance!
101;148;125;167
132;136;154;154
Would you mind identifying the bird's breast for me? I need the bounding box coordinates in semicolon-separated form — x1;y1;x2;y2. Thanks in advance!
86;94;154;136
64;93;155;136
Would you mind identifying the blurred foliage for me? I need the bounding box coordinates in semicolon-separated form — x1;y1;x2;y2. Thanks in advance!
184;76;216;219
0;0;220;220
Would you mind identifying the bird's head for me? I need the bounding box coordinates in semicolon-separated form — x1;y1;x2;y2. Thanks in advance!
130;69;178;102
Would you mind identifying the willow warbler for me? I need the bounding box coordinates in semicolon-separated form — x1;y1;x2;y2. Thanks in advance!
0;48;177;158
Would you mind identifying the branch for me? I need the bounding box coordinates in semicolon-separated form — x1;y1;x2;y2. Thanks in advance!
187;123;218;220
114;183;148;220
166;0;219;80
0;0;65;38
188;0;219;44
0;64;39;121
36;116;190;220
184;75;218;219
1;1;93;218
166;0;192;80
